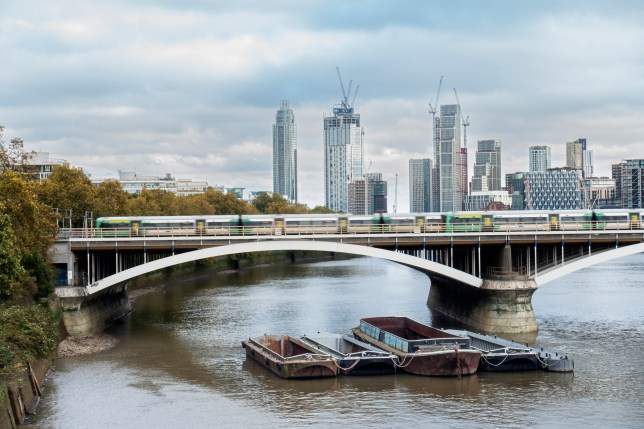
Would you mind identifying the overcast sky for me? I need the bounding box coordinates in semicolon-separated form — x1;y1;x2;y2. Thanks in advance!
1;0;643;212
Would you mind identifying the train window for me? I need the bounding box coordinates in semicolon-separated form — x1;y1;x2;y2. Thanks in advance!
99;222;130;228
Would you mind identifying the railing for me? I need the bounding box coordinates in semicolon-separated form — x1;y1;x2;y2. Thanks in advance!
56;220;644;240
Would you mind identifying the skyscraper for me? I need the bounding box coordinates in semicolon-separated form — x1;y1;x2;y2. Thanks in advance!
432;104;462;212
324;89;364;212
409;158;433;212
567;138;593;178
529;145;551;172
348;172;387;215
471;139;502;192
272;100;297;202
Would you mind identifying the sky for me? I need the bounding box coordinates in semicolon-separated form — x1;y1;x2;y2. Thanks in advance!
1;0;643;212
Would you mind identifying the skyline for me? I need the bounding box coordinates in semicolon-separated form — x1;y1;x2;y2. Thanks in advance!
1;1;643;212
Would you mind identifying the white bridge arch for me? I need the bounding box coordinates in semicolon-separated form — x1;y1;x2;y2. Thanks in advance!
535;241;644;286
85;240;483;294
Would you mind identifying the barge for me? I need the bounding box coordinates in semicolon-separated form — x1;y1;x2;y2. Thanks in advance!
444;329;574;372
352;317;481;376
241;335;337;379
300;333;399;375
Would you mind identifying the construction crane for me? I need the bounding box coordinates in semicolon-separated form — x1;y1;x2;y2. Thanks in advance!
335;67;359;112
453;88;470;150
428;76;443;127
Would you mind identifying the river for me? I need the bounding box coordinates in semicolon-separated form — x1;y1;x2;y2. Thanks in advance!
28;254;644;428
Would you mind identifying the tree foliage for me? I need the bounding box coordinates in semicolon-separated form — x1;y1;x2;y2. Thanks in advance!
37;164;97;227
0;125;36;174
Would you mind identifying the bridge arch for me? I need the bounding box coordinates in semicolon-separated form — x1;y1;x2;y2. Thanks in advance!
85;240;483;294
535;242;644;287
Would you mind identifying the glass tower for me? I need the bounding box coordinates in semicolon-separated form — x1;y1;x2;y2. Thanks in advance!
471;139;502;192
324;101;364;212
272;100;297;202
433;104;462;212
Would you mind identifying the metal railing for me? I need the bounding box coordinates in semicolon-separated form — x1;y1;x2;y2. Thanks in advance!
56;220;644;240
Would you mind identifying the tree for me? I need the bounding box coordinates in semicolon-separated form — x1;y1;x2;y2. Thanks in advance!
203;189;257;215
0;212;26;301
37;164;97;227
94;179;130;218
128;188;181;216
0;125;36;174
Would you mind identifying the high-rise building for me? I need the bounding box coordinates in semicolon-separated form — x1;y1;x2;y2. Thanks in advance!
460;147;468;202
272;100;298;202
348;172;387;215
471;139;502;192
432;104;462;212
580;177;616;209
409;158;433;212
529;146;551;172
621;159;644;208
324;92;364;212
612;162;626;207
566;138;593;178
524;168;582;210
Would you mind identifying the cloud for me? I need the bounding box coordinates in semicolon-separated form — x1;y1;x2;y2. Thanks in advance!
1;0;644;212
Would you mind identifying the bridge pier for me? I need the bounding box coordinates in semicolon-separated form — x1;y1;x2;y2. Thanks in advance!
427;276;538;334
427;244;538;334
57;282;132;337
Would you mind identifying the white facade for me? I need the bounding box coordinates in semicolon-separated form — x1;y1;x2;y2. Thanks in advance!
272;100;298;202
324;105;364;212
93;171;210;196
464;191;512;211
28;151;67;181
529;146;551;172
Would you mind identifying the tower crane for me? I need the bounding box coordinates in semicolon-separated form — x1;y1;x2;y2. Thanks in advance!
335;67;359;112
428;76;443;128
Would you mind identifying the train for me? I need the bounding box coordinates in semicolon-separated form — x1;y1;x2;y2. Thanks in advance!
93;209;644;237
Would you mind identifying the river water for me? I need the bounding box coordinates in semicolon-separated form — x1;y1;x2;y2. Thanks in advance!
29;254;644;428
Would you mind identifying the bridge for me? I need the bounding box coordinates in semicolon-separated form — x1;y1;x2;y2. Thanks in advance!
53;222;644;336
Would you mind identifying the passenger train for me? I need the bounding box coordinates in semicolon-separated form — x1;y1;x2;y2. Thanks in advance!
94;210;644;237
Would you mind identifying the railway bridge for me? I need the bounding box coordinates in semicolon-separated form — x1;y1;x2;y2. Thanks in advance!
53;226;644;336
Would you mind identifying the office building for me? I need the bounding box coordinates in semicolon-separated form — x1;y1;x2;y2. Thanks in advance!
348;172;387;215
529;146;551;172
409;158;433;212
580;177;616;209
324;92;364;212
93;171;210;196
432;104;462;212
464;191;512;211
471;139;502;192
524;168;582;210
272;100;298;202
620;159;644;208
567;138;593;178
23;151;67;181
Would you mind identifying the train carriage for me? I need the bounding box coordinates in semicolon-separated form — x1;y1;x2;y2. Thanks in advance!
282;215;339;235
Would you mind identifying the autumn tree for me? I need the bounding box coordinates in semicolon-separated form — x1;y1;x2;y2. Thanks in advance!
202;189;257;215
37;164;97;227
128;188;181;216
94;179;130;218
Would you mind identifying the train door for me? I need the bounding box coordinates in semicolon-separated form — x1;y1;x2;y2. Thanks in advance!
629;212;640;229
339;216;348;233
274;217;284;235
132;220;141;236
548;213;560;231
415;216;424;233
482;214;494;232
196;219;205;236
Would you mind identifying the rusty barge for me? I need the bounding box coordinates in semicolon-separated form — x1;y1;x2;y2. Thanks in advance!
352;317;481;376
241;335;337;379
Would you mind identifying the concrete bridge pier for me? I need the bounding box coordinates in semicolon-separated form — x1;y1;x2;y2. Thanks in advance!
57;282;132;337
427;244;538;334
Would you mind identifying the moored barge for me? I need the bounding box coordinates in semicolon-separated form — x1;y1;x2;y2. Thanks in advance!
445;329;574;372
352;317;481;376
300;333;399;375
242;335;337;379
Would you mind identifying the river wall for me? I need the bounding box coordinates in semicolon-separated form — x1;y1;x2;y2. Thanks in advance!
1;358;51;427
